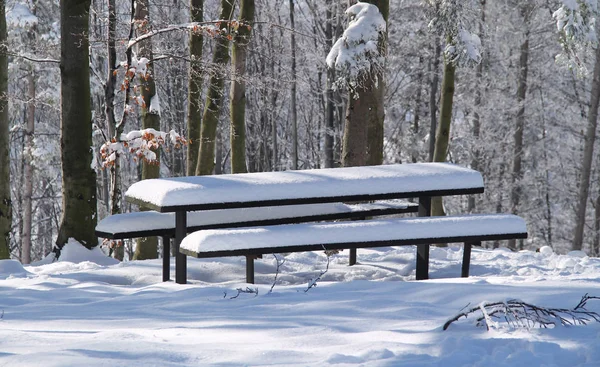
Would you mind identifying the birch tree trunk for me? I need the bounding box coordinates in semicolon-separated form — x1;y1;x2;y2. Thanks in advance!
186;0;203;175
134;0;160;260
0;0;10;259
573;34;600;251
230;0;254;174
196;0;234;175
56;0;97;251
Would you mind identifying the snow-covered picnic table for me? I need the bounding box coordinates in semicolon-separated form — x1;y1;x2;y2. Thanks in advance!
125;163;485;284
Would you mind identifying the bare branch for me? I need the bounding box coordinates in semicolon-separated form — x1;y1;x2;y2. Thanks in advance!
443;295;600;331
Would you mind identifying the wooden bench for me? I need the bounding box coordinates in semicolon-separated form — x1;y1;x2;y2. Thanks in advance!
179;214;528;283
96;200;418;281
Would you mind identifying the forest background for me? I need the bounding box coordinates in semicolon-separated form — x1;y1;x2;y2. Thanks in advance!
2;0;599;263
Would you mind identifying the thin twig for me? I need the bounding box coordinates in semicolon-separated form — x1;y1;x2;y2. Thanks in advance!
269;254;286;294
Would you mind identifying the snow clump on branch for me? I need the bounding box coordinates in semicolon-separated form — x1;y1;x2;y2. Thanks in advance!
554;0;599;73
427;0;481;67
326;2;386;90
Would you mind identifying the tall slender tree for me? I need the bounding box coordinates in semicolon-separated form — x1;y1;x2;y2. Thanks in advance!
0;0;10;259
508;3;531;250
230;0;254;174
187;0;204;176
133;0;161;260
196;0;235;175
55;0;97;252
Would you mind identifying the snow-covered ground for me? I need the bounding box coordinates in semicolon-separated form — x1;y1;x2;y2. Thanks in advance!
1;243;599;366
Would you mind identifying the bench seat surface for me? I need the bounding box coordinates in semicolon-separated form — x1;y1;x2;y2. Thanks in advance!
96;200;416;236
180;214;527;255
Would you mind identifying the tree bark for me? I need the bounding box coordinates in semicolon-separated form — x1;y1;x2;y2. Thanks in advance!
324;0;335;168
365;0;388;166
134;0;160;260
468;0;485;213
428;39;441;162
0;0;10;259
573;34;600;251
186;0;203;176
342;0;387;168
56;0;97;251
508;17;530;250
21;68;35;264
290;0;298;170
230;0;254;174
196;0;235;175
431;44;456;217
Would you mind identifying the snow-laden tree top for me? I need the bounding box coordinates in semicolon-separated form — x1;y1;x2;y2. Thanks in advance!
427;0;481;67
326;2;386;88
554;0;599;73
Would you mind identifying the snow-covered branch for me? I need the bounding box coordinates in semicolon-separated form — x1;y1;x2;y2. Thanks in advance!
554;0;599;73
443;294;600;331
127;20;251;50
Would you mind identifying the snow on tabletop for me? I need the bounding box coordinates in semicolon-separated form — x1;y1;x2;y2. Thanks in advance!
181;214;526;254
125;163;483;209
95;201;412;234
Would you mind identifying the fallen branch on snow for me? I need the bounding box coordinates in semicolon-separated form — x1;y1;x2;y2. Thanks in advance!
443;294;600;331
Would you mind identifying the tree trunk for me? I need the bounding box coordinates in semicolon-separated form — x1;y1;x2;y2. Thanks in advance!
342;84;372;167
573;48;600;250
0;0;10;260
21;69;35;264
134;0;160;260
428;39;441;162
324;0;335;168
290;0;298;170
508;22;530;250
468;0;485;213
365;0;388;166
230;0;254;174
342;0;387;168
56;0;97;251
186;0;203;176
431;44;456;217
196;0;234;175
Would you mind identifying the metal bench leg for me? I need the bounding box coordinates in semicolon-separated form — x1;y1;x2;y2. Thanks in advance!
162;236;171;282
246;256;255;284
462;241;479;278
416;197;431;280
349;248;357;266
416;244;430;280
175;211;187;284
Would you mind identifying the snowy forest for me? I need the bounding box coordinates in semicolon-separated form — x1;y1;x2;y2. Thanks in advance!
1;0;600;263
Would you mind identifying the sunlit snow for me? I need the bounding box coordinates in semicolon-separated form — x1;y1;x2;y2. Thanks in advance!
1;241;599;366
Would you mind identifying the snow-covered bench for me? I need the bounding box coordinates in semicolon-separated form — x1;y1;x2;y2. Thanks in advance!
179;214;528;283
123;163;486;284
96;201;418;281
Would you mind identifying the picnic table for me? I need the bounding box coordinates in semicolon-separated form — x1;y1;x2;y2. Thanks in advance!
124;163;486;284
